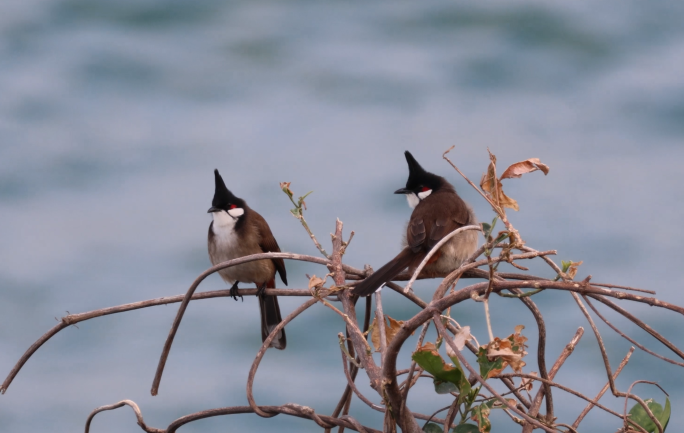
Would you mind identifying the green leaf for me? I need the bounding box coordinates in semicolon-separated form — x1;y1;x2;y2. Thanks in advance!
447;353;472;396
434;381;458;394
423;422;444;433
628;398;670;432
470;402;492;432
413;343;470;396
452;424;480;433
493;232;509;245
477;347;503;379
481;223;491;235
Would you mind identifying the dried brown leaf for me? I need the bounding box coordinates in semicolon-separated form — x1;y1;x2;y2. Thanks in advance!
370;315;406;352
486;326;529;374
308;275;325;290
500;158;550;180
567;261;583;280
480;151;519;211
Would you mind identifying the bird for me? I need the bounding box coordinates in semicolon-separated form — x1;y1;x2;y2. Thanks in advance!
352;151;478;297
207;169;287;349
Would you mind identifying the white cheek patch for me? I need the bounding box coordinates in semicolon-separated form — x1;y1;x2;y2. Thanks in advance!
227;207;244;218
212;210;238;230
417;189;432;200
406;193;420;209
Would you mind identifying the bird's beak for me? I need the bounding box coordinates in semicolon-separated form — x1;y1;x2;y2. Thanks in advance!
207;206;221;213
394;188;411;194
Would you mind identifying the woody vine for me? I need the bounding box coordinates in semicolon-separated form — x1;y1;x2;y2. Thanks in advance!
1;147;678;433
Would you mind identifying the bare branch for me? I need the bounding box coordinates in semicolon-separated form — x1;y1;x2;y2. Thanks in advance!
338;334;385;411
85;400;162;433
572;348;634;429
1;286;310;394
375;289;388;364
247;298;318;417
526;327;584;427
496;373;624;420
585;296;684;367
432;314;557;433
150;251;366;396
589;294;684;361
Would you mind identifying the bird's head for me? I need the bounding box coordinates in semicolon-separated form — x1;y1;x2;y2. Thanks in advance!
208;169;246;222
394;151;447;208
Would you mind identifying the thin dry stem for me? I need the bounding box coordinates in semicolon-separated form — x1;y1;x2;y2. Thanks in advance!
573;348;634;429
375;289;388;365
432;314;557;433
403;225;482;293
85;400;162;433
585;296;684;367
247;298;318;417
150;251;363;396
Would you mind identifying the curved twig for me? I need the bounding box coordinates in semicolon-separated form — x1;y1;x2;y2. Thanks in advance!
432;314;557;433
572;348;634;429
1;287;309;394
573;294;663;433
623;380;668;433
328;295;372;433
404;225;482;293
584;296;684;367
247;298;318;417
497;373;624;420
588;294;684;361
165;405;382;433
85;400;161;433
338;335;385;411
150;251;364;396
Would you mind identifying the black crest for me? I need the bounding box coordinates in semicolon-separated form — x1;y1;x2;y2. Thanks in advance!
212;169;242;209
403;151;443;191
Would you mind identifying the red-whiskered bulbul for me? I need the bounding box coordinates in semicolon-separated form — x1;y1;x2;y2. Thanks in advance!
207;169;287;349
352;151;478;297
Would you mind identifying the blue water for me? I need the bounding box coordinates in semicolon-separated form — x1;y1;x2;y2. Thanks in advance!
2;0;684;432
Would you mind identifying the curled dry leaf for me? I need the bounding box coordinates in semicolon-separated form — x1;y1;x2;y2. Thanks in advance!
500;158;550;180
480;150;520;212
308;275;325;290
370;315;406;351
446;326;473;359
279;181;293;198
486;325;529;374
567;261;583;280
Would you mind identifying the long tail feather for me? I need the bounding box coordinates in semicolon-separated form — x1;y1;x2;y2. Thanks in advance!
351;249;419;297
259;279;286;350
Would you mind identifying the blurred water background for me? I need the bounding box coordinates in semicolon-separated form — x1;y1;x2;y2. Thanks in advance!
2;0;684;431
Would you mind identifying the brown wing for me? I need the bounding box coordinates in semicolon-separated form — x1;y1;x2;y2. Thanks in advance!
251;210;288;286
407;217;426;253
408;190;474;252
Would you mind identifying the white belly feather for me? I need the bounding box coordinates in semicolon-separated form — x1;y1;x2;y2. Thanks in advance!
208;210;275;285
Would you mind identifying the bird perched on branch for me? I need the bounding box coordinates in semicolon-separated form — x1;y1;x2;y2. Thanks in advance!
207;169;287;349
352;151;478;297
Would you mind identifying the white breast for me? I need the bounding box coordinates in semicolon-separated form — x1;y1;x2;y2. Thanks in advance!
212;210;240;252
406;193;420;209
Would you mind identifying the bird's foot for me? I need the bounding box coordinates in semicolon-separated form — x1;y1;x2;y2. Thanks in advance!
256;283;267;297
230;282;243;302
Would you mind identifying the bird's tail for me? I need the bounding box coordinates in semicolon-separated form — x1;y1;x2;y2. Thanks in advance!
259;278;286;350
352;248;419;297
